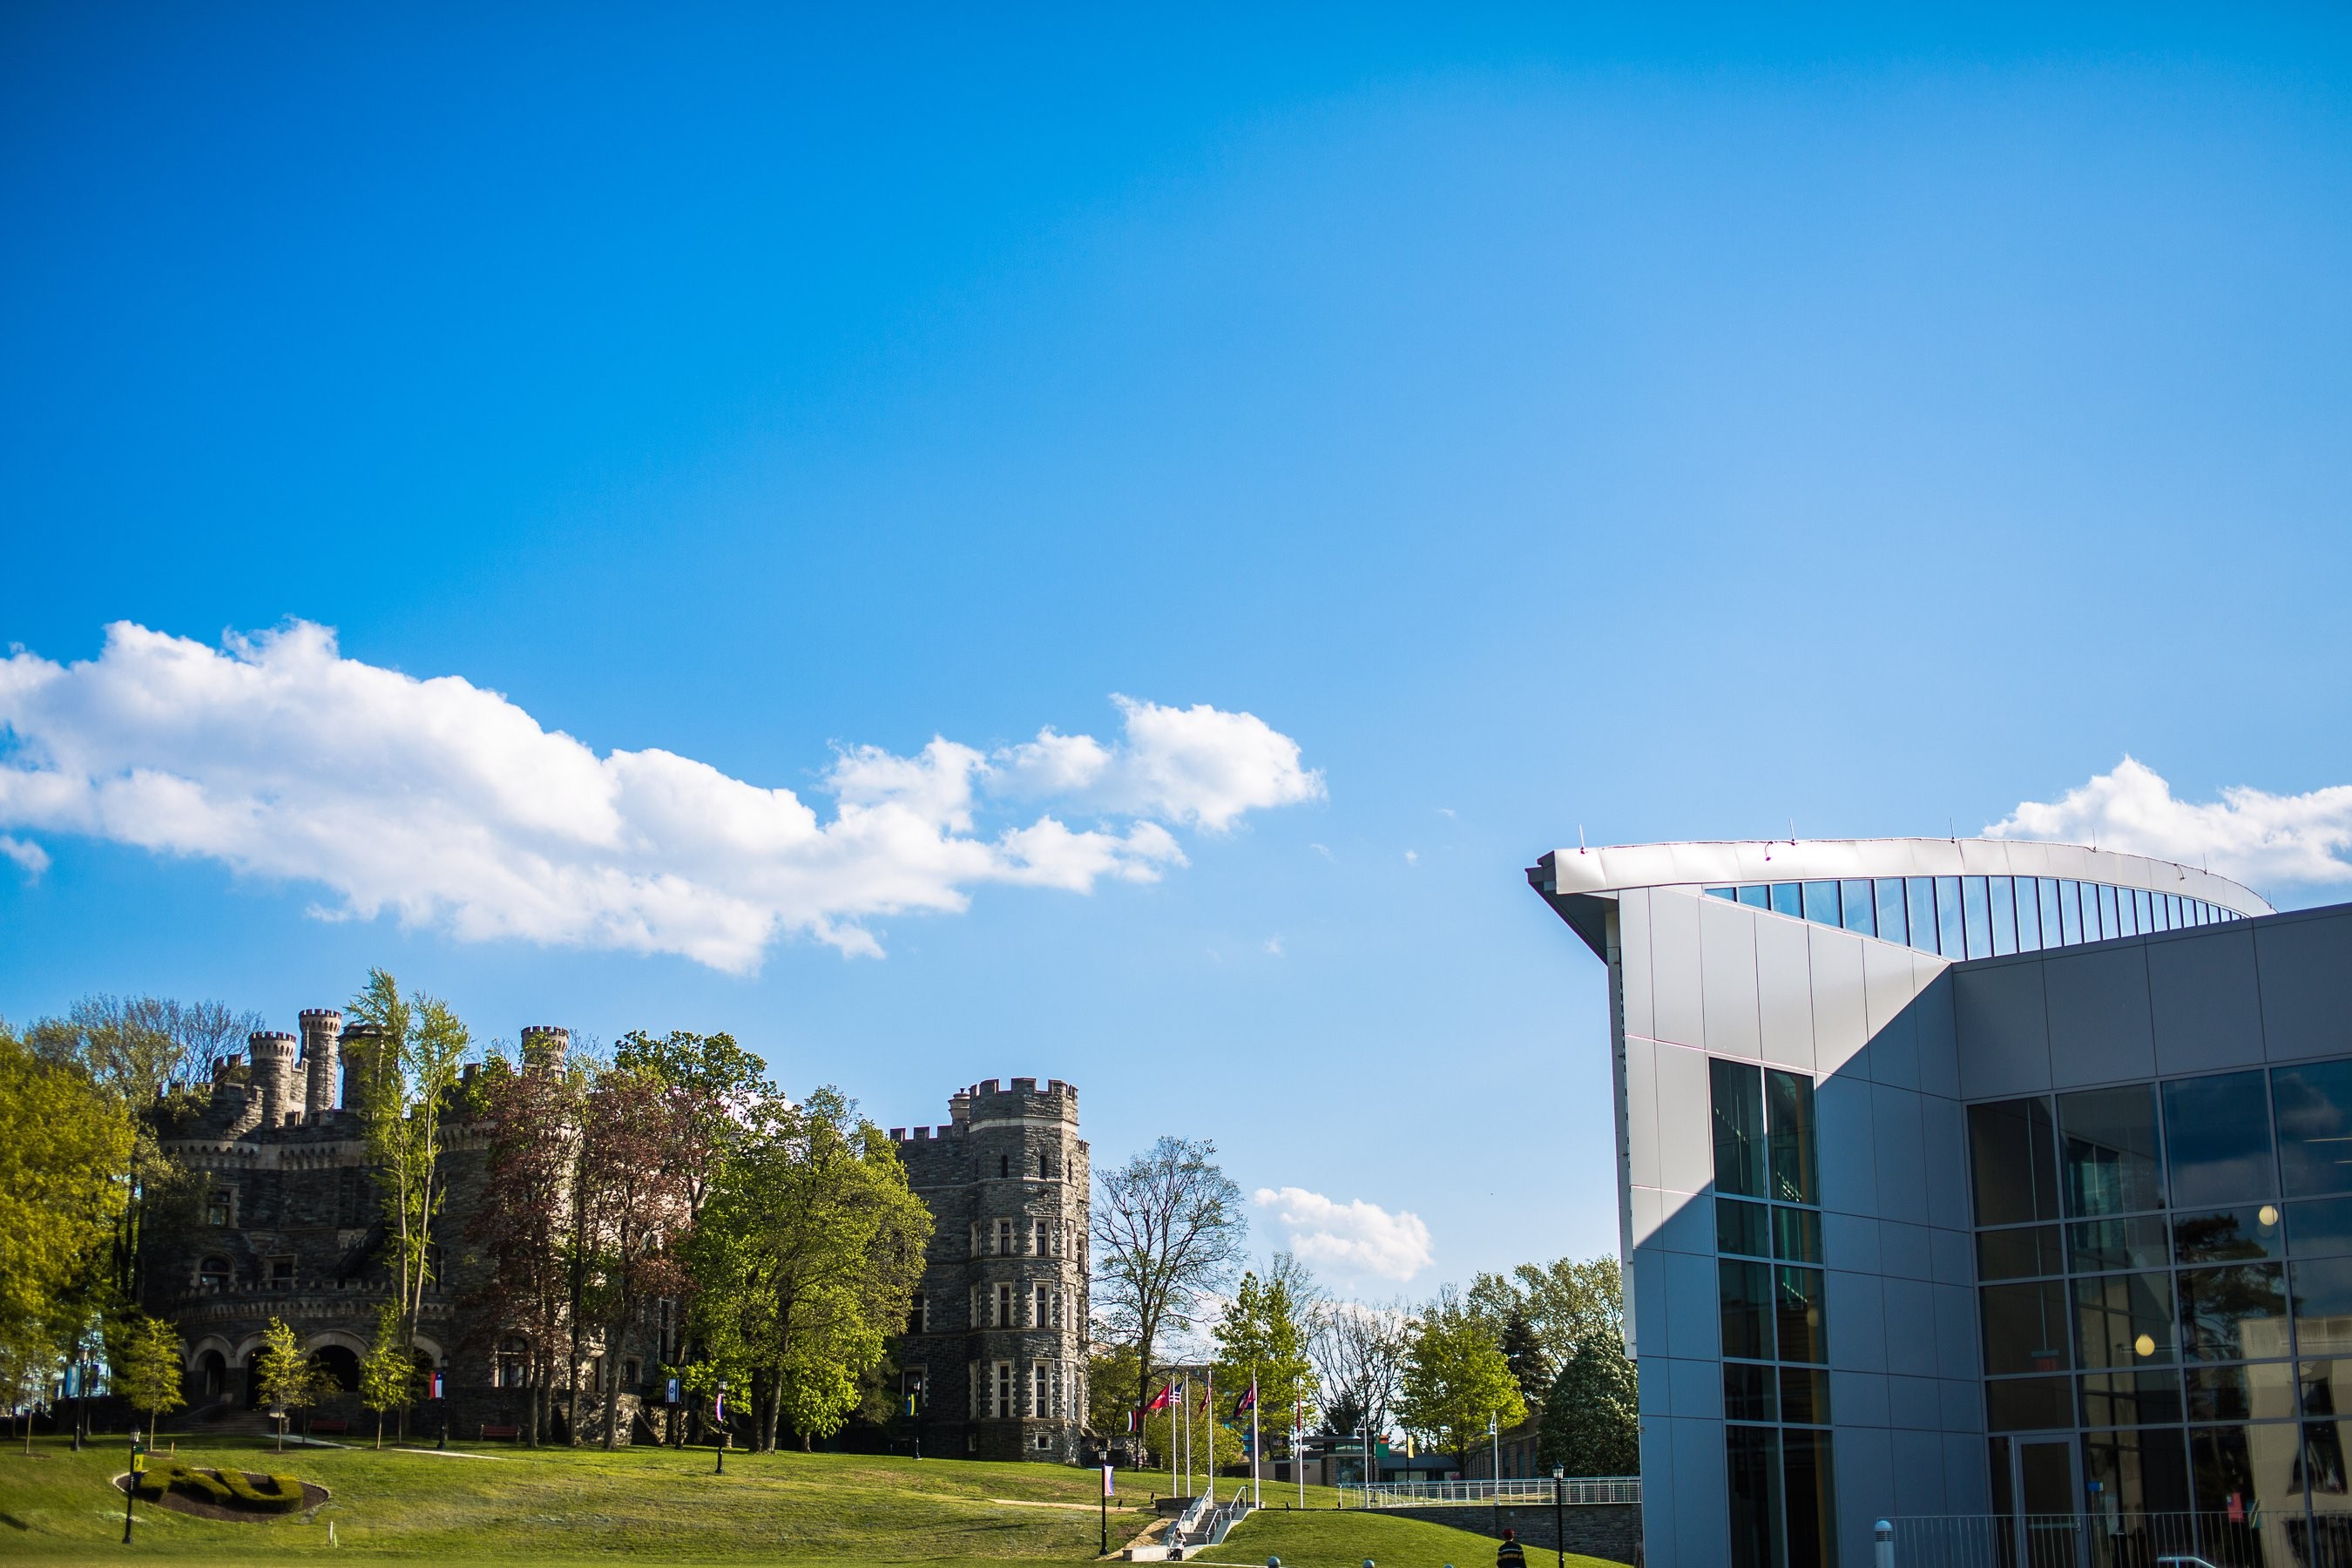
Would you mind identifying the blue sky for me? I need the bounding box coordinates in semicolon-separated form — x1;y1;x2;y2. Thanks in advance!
4;5;2351;1299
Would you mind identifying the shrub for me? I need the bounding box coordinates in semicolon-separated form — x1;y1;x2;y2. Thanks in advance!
132;1463;305;1513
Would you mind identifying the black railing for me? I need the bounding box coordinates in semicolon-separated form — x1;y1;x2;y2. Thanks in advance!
1889;1509;2352;1568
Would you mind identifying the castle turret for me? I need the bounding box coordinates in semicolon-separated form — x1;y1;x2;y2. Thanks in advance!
299;1009;342;1119
248;1031;301;1127
341;1024;384;1119
521;1025;570;1075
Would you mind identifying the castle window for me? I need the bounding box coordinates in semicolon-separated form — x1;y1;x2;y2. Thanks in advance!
999;1153;1010;1179
206;1192;231;1227
907;1294;925;1335
1034;1283;1047;1326
266;1257;295;1291
996;1284;1012;1327
994;1361;1013;1418
199;1255;230;1288
1034;1362;1049;1416
1039;1152;1049;1179
1033;1219;1046;1254
995;1219;1012;1254
624;1360;639;1386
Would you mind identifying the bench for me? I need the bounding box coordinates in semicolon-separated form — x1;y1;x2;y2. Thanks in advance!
480;1424;523;1443
308;1419;350;1436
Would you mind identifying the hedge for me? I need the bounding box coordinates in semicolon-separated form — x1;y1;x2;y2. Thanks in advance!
133;1463;306;1513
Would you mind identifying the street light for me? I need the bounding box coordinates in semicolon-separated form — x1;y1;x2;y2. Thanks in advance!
123;1434;146;1544
1552;1466;1565;1568
436;1355;450;1450
713;1378;730;1475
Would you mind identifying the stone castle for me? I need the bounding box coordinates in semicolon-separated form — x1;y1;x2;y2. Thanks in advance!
145;1006;1092;1460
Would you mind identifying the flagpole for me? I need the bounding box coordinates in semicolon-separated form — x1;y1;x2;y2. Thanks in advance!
1250;1369;1260;1509
1294;1394;1303;1508
1205;1364;1214;1508
1179;1374;1189;1502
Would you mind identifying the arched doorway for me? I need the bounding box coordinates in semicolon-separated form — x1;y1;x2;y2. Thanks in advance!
244;1344;273;1409
310;1345;362;1395
197;1349;227;1399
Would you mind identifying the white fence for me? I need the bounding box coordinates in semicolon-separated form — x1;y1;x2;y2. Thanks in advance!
1355;1477;1642;1509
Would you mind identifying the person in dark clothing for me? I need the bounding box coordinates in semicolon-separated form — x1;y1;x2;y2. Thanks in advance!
1496;1527;1528;1568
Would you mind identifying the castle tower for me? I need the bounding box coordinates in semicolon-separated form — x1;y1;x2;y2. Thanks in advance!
892;1077;1090;1463
520;1025;570;1074
248;1031;301;1127
299;1009;342;1119
340;1025;382;1118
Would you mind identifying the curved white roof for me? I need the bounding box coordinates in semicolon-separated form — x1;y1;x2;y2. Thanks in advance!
1531;835;2270;916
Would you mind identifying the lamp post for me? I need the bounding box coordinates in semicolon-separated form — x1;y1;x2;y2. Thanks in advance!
122;1435;145;1544
713;1379;730;1475
436;1355;449;1450
1490;1414;1502;1538
1552;1466;1565;1568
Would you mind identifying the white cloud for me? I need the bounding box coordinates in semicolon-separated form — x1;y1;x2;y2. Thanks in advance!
1253;1186;1433;1282
0;620;1323;971
1263;936;1283;956
1403;849;1417;864
1986;757;2352;892
0;834;48;876
991;696;1323;831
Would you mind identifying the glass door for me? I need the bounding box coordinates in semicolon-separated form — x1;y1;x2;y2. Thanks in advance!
2015;1436;2084;1568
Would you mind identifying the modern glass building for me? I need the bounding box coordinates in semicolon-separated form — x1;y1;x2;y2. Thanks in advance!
1526;838;2352;1568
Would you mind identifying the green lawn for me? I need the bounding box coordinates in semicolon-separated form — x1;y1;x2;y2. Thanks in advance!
0;1436;1630;1567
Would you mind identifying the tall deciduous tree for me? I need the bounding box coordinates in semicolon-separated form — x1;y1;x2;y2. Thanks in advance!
1212;1259;1321;1450
360;1301;414;1449
468;1051;584;1445
1310;1300;1410;1439
1538;1335;1639;1477
1467;1256;1625;1373
1396;1288;1525;1472
0;1025;131;1350
1092;1137;1247;1428
692;1087;931;1452
253;1317;330;1451
578;1064;693;1449
347;970;472;1391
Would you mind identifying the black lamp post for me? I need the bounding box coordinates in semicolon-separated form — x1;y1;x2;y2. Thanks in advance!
1552;1465;1565;1568
123;1434;145;1544
714;1378;730;1475
436;1355;450;1450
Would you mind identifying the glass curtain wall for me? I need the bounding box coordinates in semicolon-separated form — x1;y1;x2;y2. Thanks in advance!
1968;1055;2352;1565
1708;878;2237;963
1713;1058;1837;1568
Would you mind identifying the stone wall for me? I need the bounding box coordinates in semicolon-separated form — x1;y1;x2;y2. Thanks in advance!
1376;1503;1642;1566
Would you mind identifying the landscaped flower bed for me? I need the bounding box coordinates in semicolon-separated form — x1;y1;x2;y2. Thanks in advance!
132;1463;308;1514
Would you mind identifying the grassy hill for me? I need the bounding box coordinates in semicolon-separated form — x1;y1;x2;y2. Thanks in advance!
0;1435;1628;1568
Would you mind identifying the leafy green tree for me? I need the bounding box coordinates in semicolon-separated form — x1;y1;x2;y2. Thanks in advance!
578;1064;693;1450
691;1086;932;1452
1092;1137;1247;1430
112;1314;187;1443
1467;1255;1624;1373
1497;1306;1553;1411
1538;1334;1639;1477
0;1322;63;1455
0;1025;132;1349
359;1303;414;1449
1395;1288;1525;1473
253;1317;330;1451
1212;1260;1320;1452
347;970;473;1389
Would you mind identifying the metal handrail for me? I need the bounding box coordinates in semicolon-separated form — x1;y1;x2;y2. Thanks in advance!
1355;1477;1641;1508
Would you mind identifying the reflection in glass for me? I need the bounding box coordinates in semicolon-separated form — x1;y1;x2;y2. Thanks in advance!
1737;884;1769;909
2058;1084;2166;1217
2178;1263;2289;1361
2189;1423;2299;1518
1978;1225;2063;1281
2080;1369;2184;1429
1802;881;1839;927
2084;1426;2192;1515
1936;876;1963;959
2174;1205;2286;1265
2294;1258;2352;1358
2075;1271;2176;1369
1775;1267;1827;1364
2164;1071;2276;1206
1987;1376;2074;1431
1991;875;2017;956
1780;1367;1831;1426
1984;1280;2073;1375
2099;882;2119;941
1874;878;1906;946
1963;876;1991;959
1725;1424;1781;1568
2060;881;2084;946
2017;879;2043;951
1973;1098;2062;1226
1724;1362;1776;1422
2072;1215;2171;1274
2038;879;2063;949
1780;1429;1835;1568
2275;1061;2352;1200
1766;1070;1818;1206
1840;879;1874;937
1774;1206;1822;1264
1907;878;1936;956
1713;1059;1767;1199
2288;1198;2352;1259
1717;1197;1769;1258
1720;1260;1774;1360
2186;1363;2296;1421
1772;882;1801;917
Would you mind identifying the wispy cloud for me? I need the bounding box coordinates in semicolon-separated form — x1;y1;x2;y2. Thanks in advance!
1987;757;2352;892
0;834;48;876
0;620;1325;971
1254;1186;1432;1282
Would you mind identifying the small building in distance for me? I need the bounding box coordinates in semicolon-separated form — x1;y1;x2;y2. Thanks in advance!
890;1077;1092;1463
